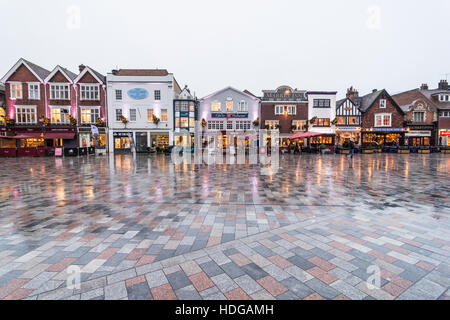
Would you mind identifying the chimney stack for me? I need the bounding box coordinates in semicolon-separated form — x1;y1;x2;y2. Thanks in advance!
78;64;86;73
420;83;428;90
112;69;119;75
372;89;378;93
438;80;449;90
346;86;359;102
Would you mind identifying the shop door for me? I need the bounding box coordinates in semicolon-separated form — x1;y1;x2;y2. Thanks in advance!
136;134;148;152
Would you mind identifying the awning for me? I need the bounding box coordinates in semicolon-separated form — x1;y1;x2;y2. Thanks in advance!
288;132;325;140
1;133;42;139
44;132;75;139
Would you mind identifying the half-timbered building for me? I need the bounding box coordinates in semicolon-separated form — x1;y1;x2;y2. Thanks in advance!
335;87;362;146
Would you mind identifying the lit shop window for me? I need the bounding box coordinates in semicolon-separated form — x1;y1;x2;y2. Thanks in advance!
80;85;99;100
292;120;306;131
349;117;360;125
379;99;387;109
208;121;224;130
226;98;233;112
180;118;189;128
314;118;330;127
28;83;40;99
337;117;346;125
10;83;23;99
147;109;153;121
375;114;391;127
81;108;100;124
211;102;221;112
154;90;161;101
238;101;248;112
16;106;36;124
310;136;333;144
129;109;136;121
161;109;168;122
265;120;279;129
189;118;195;128
50;84;70;100
115;109;123;121
51;107;70;124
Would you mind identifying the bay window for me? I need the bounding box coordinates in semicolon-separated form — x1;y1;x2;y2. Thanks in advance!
80;85;99;100
50;84;70;100
81;108;100;124
15;106;36;124
180;118;189;128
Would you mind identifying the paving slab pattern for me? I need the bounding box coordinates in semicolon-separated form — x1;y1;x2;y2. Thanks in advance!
0;154;449;300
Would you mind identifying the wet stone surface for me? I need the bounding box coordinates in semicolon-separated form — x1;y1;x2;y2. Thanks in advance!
0;153;449;300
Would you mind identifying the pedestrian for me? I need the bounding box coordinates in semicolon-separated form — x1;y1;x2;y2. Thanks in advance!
347;138;355;168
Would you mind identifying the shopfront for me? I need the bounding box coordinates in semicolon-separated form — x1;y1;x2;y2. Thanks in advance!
335;127;361;146
362;128;407;146
78;127;107;155
439;129;450;146
405;126;434;146
150;132;169;148
113;132;132;153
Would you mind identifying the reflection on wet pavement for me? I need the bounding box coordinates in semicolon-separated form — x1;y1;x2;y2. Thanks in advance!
0;154;449;300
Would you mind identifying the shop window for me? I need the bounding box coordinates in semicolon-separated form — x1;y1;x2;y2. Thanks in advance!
115;137;130;149
189;103;195;112
0;108;5;124
211;102;221;112
147;109;153;121
50;84;70;100
16;106;36;124
10;83;22;99
310;136;333;144
175;118;180;128
161;109;168;122
51;107;70;124
19;138;44;147
28;83;40;100
81;108;100;124
413;112;425;122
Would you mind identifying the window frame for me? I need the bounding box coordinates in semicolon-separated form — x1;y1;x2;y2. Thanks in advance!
154;90;161;101
374;113;392;127
50;83;70;100
80;84;100;101
27;83;40;100
15;105;37;124
161;109;168;122
379;99;387;109
10;82;23;99
313;99;331;108
81;107;100;124
115;108;123;122
147;109;154;122
211;101;221;112
115;90;122;101
129;109;137;122
50;106;71;124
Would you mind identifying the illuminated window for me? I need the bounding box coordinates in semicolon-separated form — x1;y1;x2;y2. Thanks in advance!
189;103;195;112
337;117;346;125
314;118;330;127
161;109;168;122
147;109;153;121
265;120;279;129
10;83;22;99
28;83;40;99
180;118;189;128
226;98;233;112
80;85;99;100
15;106;36;124
50;84;70;100
292;120;306;131
189;118;195;128
81;108;100;124
348;116;359;125
175;118;180;128
375;113;391;127
51;107;70;124
211;102;221;112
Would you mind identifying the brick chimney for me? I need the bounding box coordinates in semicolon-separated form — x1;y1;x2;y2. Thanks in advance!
420;83;428;90
372;89;378;93
438;80;449;90
79;64;86;73
346;86;359;102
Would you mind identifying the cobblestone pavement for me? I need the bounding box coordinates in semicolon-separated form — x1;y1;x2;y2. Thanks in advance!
0;153;449;300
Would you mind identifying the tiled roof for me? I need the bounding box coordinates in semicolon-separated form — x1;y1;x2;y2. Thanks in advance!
60;66;77;81
419;89;450;110
113;69;169;76
22;59;51;80
354;90;383;112
392;89;438;112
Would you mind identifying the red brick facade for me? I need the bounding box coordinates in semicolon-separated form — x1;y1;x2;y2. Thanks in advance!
260;103;308;135
75;69;106;125
361;92;404;129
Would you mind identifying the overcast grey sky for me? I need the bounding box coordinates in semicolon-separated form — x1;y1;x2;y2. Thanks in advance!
1;0;449;98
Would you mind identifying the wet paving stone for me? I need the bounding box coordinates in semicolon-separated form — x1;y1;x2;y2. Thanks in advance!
0;153;448;300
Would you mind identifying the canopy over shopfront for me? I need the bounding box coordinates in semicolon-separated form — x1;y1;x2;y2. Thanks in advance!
288;132;324;140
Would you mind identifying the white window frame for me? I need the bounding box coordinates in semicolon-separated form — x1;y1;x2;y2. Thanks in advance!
207;120;224;131
238;100;248;112
129;109;137;122
226;98;233;112
50;83;70;100
80;84;100;101
154;90;161;101
27;83;40;100
50;106;71;124
161;109;168;122
374;113;392;127
81;107;100;124
292;120;306;131
211;101;221;112
379;99;387;109
413;111;425;123
115;108;123;121
227;121;233;130
10;82;23;99
275;105;284;115
265;120;279;129
147;109;154;122
15;105;37;124
115;90;122;101
236;120;251;131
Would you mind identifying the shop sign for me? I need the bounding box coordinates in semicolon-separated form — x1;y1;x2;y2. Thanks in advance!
336;127;360;132
127;88;148;100
366;128;407;132
211;113;249;119
180;112;189;117
405;130;431;137
440;130;450;136
113;132;133;137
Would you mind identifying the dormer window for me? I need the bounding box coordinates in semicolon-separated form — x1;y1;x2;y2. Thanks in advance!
439;94;449;102
379;99;386;109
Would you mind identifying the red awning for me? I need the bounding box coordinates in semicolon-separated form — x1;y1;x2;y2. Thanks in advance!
288;132;325;140
1;133;42;139
44;132;75;139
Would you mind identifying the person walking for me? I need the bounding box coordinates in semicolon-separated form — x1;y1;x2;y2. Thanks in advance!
347;138;355;168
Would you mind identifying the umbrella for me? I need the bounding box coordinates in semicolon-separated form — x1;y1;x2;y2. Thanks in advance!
288;132;324;140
